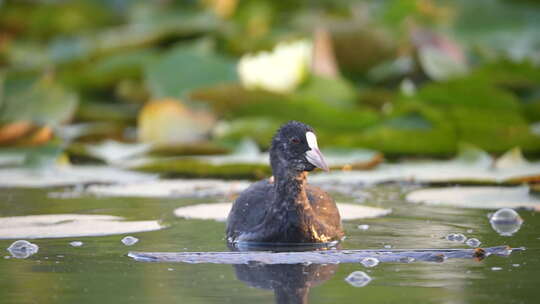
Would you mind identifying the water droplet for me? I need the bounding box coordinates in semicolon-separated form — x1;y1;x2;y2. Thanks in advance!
512;264;520;267
467;229;474;233
7;240;39;259
345;271;372;287
465;238;481;248
384;244;392;249
357;224;370;231
121;236;139;246
69;241;84;247
167;268;174;271
489;208;523;236
491;267;502;271
360;257;379;268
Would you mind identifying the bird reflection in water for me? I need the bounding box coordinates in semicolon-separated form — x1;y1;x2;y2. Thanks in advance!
230;243;339;304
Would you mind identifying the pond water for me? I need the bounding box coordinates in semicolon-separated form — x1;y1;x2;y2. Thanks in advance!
0;183;538;304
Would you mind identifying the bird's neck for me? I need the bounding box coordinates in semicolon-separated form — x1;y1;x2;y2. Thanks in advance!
273;170;309;209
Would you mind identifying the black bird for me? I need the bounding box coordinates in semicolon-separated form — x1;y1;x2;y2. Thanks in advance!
226;121;344;245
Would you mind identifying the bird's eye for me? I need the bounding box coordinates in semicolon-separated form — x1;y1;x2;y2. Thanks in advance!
290;137;300;144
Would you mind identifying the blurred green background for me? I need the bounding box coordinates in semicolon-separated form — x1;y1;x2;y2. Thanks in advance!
1;0;540;172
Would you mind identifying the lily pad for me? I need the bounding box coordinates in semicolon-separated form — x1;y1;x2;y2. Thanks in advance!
0;214;163;239
128;142;381;178
0;78;78;127
145;42;236;98
85;140;152;165
87;179;251;198
173;202;391;222
406;186;540;209
311;146;540;186
0;166;156;188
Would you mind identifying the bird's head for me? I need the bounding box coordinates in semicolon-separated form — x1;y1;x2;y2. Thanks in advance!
270;121;329;174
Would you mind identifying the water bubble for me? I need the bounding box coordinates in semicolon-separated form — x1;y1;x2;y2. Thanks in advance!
360;257;379;268
489;208;523;236
357;224;370;231
465;238;481;248
69;241;84;247
491;267;502;271
121;236;139;246
445;233;466;242
454;234;466;242
345;271;372;287
7;240;39;259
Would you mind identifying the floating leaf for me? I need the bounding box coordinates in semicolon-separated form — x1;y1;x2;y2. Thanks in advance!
85;140;152;165
312;147;540;185
0;78;78;127
173;202;391;222
0;214;164;239
293;76;358;108
129;146;382;178
0;166;156;188
406;186;539;209
83;48;158;88
145;42;236;98
494;147;528;169
87;179;251;198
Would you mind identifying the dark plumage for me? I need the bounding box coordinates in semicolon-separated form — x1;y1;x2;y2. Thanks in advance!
226;121;344;244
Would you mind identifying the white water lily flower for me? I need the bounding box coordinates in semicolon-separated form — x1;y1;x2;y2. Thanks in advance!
237;40;312;94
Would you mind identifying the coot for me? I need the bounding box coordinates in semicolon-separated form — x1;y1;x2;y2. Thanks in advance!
226;121;344;244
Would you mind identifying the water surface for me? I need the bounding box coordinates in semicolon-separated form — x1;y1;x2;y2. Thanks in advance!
0;184;538;304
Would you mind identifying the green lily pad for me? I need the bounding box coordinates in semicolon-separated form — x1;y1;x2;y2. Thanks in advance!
128;143;381;179
406;186;539;209
0;166;156;188
145;42;237;98
87;179;251;198
0;214;164;239
292;76;358;108
311;146;540;186
84;140;152;165
173;202;391;222
0;78;78;127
